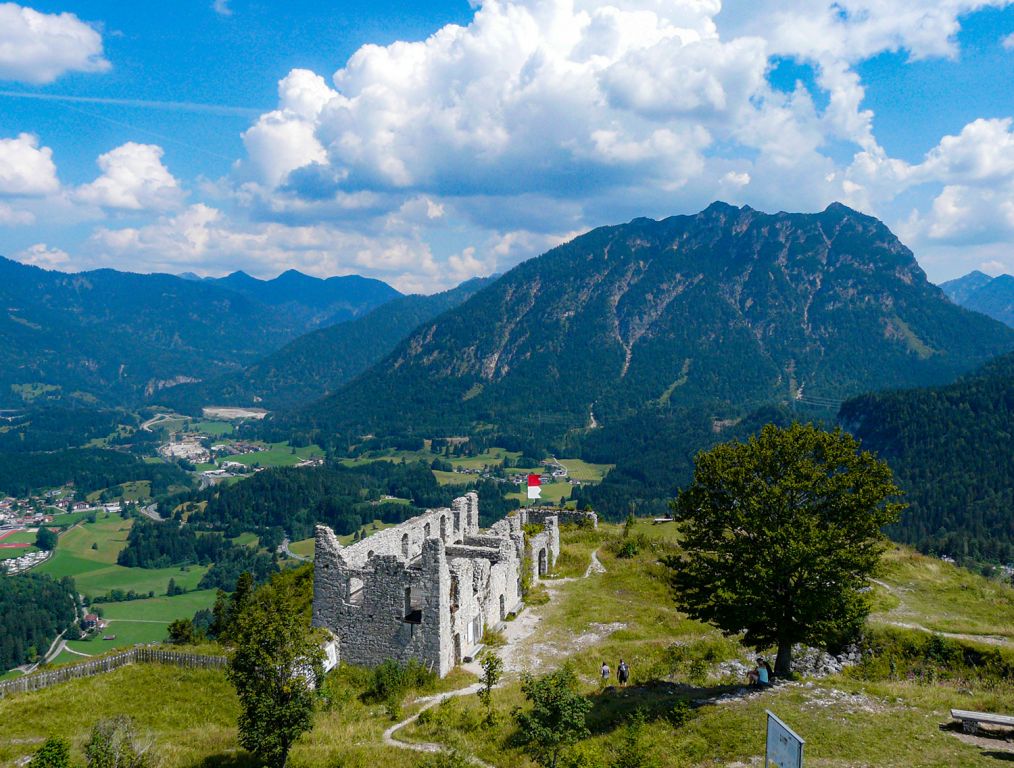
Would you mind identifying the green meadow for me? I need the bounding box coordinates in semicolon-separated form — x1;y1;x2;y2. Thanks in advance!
229;442;324;468
5;523;1014;767
35;516;209;599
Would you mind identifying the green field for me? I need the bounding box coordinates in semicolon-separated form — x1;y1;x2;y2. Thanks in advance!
508;481;574;505
432;469;467;486
35;517;208;598
1;530;39;544
194;420;235;437
229;442;324;468
0;529;38;560
230;532;260;548
48;510;105;529
553;458;614;482
57;590;218;657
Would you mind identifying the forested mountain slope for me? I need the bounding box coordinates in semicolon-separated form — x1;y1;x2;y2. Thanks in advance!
156;277;493;413
841;352;1014;565
0;258;397;407
283;202;1014;452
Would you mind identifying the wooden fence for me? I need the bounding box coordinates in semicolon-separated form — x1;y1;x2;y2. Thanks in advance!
0;647;227;698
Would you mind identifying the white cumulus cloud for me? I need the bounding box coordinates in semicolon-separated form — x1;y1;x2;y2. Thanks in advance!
16;242;71;269
75;143;185;211
0;3;109;84
0;133;60;196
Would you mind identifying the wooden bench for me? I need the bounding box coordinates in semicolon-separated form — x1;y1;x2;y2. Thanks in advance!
950;708;1014;734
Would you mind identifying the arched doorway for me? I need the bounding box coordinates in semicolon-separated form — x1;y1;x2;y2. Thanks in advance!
538;548;548;576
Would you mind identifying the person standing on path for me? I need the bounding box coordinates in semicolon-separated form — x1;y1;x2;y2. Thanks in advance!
617;659;629;686
600;661;610;685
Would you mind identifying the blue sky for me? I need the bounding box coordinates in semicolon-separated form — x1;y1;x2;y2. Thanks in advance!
0;0;1013;291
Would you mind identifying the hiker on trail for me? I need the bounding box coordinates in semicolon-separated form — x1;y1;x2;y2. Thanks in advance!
617;659;629;686
600;661;610;684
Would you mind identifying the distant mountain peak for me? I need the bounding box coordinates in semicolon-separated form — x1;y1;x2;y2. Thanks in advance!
940;270;1014;327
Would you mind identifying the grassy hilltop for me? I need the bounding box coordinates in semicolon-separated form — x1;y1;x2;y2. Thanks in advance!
2;522;1013;767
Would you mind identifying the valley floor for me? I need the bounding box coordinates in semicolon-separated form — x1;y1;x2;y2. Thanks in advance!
2;524;1013;767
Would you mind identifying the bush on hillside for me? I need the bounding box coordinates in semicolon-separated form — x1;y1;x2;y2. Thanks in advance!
29;737;71;768
84;717;156;768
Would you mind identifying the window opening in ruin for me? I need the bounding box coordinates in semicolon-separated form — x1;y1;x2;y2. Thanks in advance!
367;550;374;559
401;532;409;558
499;594;506;621
468;615;482;645
538;547;548;576
348;576;364;606
454;633;462;664
454;509;460;533
440;515;447;542
424;522;431;539
450;574;459;614
467;510;473;529
404;585;423;624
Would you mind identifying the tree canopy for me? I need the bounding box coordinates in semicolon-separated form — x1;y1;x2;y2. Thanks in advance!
227;573;324;768
664;423;903;675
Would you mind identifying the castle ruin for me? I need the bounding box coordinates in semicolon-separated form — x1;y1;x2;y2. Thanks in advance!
312;493;593;676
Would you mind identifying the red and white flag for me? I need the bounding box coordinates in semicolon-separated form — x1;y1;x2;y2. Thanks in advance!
527;474;542;500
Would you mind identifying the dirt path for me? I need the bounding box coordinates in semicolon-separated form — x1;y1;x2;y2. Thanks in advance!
870;578;1014;648
384;548;608;763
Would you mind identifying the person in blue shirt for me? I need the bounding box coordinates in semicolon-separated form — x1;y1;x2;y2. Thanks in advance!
748;658;772;687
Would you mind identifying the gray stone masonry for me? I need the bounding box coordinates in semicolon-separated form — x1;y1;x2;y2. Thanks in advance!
312;492;561;676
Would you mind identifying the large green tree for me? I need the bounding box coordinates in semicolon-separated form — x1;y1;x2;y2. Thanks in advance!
665;423;903;675
227;577;324;768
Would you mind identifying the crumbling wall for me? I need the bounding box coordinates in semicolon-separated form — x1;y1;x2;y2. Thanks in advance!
522;507;597;529
526;515;560;581
313;533;451;675
312;492;531;677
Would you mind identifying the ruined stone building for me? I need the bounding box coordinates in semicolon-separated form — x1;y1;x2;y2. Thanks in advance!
312;492;586;677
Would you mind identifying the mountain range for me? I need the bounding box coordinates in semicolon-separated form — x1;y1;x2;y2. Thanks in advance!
155;277;495;412
0;257;398;407
941;270;1014;327
198;269;399;327
279;203;1014;457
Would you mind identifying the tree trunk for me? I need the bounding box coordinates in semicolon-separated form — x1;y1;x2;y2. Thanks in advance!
775;643;792;677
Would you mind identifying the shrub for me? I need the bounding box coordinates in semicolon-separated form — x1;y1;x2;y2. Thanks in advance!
481;628;506;648
29;737;71;768
616;539;639;559
669;700;694;728
84;717;156;768
611;710;655;768
366;659;437;719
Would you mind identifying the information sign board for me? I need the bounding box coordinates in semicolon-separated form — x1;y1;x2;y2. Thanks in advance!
765;710;804;768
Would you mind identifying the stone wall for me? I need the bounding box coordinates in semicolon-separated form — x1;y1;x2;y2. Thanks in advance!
522;506;598;529
312;492;549;677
